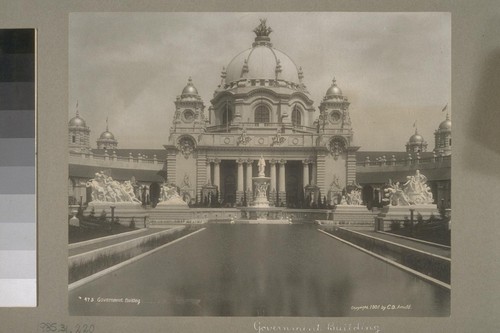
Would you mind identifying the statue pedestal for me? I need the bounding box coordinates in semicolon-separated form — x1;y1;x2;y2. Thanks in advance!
156;196;189;208
377;204;439;231
86;201;145;222
252;176;270;208
326;204;376;227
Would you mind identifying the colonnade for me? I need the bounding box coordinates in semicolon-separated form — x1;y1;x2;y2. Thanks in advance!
206;157;317;205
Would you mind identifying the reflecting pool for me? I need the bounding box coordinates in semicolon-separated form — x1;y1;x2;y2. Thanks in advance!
69;224;450;316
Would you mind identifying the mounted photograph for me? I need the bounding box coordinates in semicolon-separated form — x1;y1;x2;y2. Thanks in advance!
67;12;451;317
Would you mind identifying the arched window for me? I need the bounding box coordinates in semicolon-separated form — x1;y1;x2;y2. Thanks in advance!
222;108;232;126
292;106;302;126
72;135;76;143
254;105;270;123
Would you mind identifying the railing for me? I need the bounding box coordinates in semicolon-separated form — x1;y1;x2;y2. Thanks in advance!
357;155;451;168
205;122;319;133
69;151;163;170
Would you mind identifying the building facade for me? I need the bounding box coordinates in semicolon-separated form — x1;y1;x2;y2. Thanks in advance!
163;20;357;207
68;20;451;210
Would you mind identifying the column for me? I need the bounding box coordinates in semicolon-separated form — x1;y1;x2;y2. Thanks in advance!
270;160;277;192
302;159;310;187
206;159;213;185
246;159;253;192
278;159;286;206
311;160;317;185
246;159;253;205
270;159;277;205
236;159;244;203
213;159;220;190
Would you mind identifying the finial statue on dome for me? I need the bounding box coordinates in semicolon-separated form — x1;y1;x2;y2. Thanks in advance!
254;18;273;37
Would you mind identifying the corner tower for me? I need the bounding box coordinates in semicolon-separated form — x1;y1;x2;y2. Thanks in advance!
68;105;91;153
97;119;118;150
434;113;451;156
406;127;428;153
315;77;358;201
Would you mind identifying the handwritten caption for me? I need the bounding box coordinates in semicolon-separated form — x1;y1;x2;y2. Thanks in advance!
38;323;95;333
254;322;382;333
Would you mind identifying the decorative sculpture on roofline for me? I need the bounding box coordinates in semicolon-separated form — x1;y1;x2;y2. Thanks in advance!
237;128;252;146
253;18;272;37
383;170;434;206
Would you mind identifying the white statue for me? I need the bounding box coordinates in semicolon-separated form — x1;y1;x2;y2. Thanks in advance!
86;171;141;203
255;182;268;197
385;181;411;206
347;189;362;205
258;155;266;177
384;170;433;206
158;183;188;206
403;170;433;204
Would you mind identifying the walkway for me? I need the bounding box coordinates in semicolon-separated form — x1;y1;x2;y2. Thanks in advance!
351;229;450;258
69;228;167;257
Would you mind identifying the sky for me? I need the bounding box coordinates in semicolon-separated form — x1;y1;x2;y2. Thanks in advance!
69;12;450;151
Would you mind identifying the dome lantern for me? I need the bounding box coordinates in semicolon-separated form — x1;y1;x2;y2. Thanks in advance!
252;18;273;47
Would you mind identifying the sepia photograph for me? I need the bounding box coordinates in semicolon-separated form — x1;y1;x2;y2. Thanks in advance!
67;12;451;317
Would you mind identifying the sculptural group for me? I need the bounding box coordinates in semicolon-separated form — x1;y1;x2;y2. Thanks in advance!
384;170;434;206
86;172;141;203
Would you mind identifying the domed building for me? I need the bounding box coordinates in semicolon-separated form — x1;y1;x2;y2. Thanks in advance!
68;108;91;153
434;113;451;156
164;19;358;207
68;19;451;212
96;120;118;150
406;128;428;153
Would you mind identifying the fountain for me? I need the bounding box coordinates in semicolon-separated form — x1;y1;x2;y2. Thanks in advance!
238;156;289;224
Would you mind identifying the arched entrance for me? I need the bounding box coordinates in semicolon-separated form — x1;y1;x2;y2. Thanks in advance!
223;175;236;205
362;185;374;210
150;182;161;207
285;161;303;208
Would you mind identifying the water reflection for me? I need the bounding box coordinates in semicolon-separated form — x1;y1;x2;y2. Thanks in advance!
69;224;450;316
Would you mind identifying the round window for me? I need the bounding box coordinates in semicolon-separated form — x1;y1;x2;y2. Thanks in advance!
329;111;341;123
183;110;195;122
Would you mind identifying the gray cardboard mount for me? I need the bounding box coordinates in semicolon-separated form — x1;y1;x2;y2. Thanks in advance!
2;0;500;332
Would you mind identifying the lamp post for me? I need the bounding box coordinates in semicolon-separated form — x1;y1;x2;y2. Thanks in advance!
409;208;415;237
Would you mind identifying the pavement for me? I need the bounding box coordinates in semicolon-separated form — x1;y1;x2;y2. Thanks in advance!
348;228;450;258
69;228;167;257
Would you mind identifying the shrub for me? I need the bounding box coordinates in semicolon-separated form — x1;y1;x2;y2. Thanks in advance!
390;220;401;231
99;210;107;223
403;216;412;229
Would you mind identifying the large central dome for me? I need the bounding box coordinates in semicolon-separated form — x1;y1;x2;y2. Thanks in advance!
225;19;301;85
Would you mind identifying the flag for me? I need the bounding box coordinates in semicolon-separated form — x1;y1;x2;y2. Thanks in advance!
442;104;448;112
